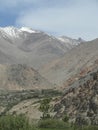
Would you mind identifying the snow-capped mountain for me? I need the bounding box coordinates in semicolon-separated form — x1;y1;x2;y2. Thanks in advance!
0;26;84;69
0;26;40;39
58;36;84;49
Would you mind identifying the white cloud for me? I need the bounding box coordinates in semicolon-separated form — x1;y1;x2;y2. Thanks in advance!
1;0;98;40
16;0;98;40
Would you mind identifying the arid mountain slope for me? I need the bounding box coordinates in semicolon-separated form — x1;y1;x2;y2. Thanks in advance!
54;65;98;125
40;39;98;86
0;64;54;91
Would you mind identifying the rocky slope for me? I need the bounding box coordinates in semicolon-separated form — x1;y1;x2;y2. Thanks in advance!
54;64;98;125
0;64;54;91
40;38;98;86
0;88;61;119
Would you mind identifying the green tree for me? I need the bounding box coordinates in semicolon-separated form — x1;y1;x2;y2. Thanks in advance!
39;98;52;119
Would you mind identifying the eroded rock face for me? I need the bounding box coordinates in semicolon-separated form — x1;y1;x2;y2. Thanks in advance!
54;68;98;125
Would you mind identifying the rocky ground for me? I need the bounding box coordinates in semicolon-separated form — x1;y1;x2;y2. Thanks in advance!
0;89;61;120
54;65;98;125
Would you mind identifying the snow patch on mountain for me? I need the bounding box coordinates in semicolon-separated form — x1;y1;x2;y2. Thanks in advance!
0;26;19;38
20;27;39;33
58;37;71;43
58;36;84;46
0;26;40;38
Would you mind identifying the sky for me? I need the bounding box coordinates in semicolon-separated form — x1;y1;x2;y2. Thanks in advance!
0;0;98;40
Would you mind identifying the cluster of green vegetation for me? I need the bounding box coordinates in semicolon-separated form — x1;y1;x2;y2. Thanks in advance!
0;98;98;130
0;114;98;130
39;98;52;119
0;114;35;130
38;119;69;129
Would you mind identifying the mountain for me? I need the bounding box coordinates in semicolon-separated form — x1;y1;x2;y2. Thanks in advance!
0;26;84;91
0;26;81;69
58;36;84;49
0;26;98;123
40;38;98;87
0;26;87;89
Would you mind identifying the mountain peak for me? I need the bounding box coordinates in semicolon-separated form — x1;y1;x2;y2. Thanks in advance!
20;27;40;33
0;26;19;37
0;26;41;38
57;36;84;50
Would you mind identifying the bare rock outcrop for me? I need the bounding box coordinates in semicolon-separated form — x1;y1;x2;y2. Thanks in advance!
54;67;98;125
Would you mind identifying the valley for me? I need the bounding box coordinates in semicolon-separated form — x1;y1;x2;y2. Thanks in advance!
0;27;98;127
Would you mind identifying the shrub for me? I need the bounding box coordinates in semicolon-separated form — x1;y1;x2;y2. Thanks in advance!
62;114;69;123
0;114;36;130
38;119;68;129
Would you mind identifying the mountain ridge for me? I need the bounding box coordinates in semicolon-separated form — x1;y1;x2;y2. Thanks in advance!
39;38;98;87
0;26;83;70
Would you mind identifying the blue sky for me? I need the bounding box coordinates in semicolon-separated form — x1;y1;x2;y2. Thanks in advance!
0;0;98;40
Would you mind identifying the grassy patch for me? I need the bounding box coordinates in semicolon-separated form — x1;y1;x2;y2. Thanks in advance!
38;119;71;129
0;114;98;130
0;114;36;130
